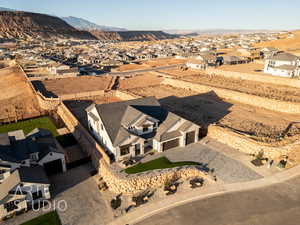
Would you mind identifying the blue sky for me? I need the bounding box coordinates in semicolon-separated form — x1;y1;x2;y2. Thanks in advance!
1;0;300;30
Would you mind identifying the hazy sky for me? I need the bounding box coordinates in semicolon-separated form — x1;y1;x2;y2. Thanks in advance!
1;0;300;30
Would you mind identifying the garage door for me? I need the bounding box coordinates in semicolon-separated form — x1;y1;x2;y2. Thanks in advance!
44;159;63;176
186;131;195;145
163;139;180;151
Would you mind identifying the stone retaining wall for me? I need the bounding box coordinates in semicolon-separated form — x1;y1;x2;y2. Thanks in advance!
208;125;300;159
206;68;300;88
36;92;61;111
100;159;212;194
162;78;300;114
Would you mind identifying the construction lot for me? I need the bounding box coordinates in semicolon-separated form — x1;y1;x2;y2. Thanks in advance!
126;84;300;145
119;73;163;90
161;68;300;103
0;66;41;122
32;76;114;97
114;58;186;72
217;62;265;74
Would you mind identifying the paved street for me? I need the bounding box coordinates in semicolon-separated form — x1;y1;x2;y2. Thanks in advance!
137;175;300;225
143;141;262;183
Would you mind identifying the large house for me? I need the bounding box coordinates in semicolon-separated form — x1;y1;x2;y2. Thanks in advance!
0;166;50;220
0;128;66;175
86;97;201;161
264;52;300;77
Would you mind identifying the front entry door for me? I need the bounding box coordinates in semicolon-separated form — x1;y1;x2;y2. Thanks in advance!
135;143;141;155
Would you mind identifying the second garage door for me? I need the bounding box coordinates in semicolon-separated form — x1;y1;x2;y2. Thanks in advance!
44;159;63;176
162;139;180;151
186;131;196;145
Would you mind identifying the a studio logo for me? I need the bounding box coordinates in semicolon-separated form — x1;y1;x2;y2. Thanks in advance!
13;184;68;212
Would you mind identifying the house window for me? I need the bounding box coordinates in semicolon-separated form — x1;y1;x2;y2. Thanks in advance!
120;145;130;156
30;153;39;161
143;125;150;132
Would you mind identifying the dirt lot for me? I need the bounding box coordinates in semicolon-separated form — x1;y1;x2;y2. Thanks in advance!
114;63;151;72
143;58;186;67
114;58;186;72
0;66;41;122
127;84;300;145
119;73;163;90
218;63;265;74
159;68;204;78
161;68;300;103
32;76;113;97
64;95;122;128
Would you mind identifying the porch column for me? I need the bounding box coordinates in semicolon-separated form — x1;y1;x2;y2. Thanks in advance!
129;146;135;157
140;141;145;155
195;128;200;142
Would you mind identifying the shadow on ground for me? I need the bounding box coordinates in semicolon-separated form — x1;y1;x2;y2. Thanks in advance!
159;91;233;128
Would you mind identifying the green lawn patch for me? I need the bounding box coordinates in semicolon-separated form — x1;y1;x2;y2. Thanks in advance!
125;157;199;174
0;117;59;137
21;211;61;225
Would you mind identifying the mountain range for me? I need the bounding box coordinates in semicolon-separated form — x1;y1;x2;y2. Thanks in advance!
0;10;176;41
0;7;15;12
0;11;96;40
61;16;127;31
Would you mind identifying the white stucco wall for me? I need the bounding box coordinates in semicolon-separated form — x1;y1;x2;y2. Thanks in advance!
87;107;116;156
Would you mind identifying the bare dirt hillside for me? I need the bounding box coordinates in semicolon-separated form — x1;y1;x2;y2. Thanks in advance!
0;66;41;122
255;30;300;50
89;30;177;41
0;11;96;40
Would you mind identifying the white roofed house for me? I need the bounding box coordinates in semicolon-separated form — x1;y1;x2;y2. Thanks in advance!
86;97;201;162
264;52;300;77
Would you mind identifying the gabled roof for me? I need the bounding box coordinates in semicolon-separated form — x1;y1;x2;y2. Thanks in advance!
0;128;61;163
88;97;167;146
268;52;299;62
18;166;49;184
154;112;182;142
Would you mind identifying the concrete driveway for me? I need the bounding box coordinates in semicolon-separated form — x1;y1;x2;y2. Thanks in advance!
143;141;262;183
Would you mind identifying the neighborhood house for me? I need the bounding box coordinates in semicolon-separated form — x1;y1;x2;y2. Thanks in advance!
86;97;201;161
0;128;66;175
264;52;300;77
0;166;50;220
